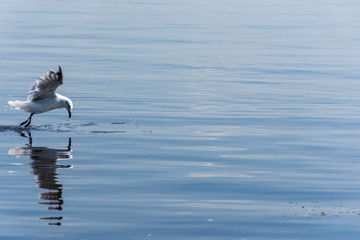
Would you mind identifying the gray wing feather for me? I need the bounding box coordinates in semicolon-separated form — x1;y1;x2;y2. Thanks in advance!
28;66;63;101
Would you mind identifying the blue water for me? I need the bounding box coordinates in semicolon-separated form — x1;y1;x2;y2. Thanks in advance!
2;0;360;239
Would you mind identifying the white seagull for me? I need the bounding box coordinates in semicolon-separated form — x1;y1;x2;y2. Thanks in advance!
8;66;73;128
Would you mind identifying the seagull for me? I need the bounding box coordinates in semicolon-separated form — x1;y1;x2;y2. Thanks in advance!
8;66;73;128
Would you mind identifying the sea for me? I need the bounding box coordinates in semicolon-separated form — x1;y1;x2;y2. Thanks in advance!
1;0;360;239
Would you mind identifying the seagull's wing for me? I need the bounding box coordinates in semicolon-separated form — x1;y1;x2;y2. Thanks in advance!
28;66;63;101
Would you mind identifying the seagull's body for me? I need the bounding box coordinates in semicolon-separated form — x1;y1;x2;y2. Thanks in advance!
8;66;73;127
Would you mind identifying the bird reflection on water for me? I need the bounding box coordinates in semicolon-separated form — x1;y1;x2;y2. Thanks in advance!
8;132;73;226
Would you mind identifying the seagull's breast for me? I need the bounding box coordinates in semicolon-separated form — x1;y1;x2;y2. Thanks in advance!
29;97;63;114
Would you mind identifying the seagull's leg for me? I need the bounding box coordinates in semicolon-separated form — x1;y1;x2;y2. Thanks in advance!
20;116;31;126
24;113;34;128
20;114;32;126
20;113;34;128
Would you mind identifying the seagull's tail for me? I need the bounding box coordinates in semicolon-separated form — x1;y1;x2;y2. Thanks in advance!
8;100;27;110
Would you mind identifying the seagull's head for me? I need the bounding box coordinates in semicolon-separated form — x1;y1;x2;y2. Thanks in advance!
61;97;73;119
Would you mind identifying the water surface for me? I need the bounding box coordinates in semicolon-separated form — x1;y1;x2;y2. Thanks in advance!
1;1;360;239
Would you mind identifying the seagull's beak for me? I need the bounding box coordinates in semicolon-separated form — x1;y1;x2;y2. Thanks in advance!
68;109;72;119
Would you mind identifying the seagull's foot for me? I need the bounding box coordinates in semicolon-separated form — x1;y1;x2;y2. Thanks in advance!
20;119;29;127
24;121;31;128
20;113;34;128
19;120;31;128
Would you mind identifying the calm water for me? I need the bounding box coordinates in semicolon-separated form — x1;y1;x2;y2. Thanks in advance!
1;0;360;239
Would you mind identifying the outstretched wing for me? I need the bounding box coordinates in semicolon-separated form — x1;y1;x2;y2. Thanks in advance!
28;66;63;101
